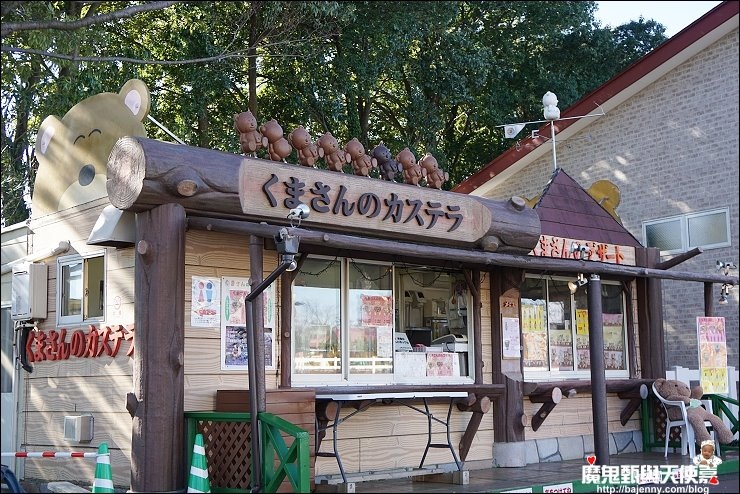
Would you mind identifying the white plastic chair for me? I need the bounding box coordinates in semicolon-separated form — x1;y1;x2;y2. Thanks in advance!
652;382;718;457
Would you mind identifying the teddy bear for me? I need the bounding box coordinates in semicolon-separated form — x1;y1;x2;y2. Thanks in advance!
418;152;449;189
288;125;320;167
371;143;402;181
234;110;263;155
259;118;293;161
396;147;426;186
653;378;734;445
32;79;150;218
344;138;377;177
316;131;350;172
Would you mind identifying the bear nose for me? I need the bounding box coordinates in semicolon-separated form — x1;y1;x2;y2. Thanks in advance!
79;164;96;186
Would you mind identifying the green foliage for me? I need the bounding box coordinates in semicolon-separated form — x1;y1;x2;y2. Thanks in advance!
1;1;667;225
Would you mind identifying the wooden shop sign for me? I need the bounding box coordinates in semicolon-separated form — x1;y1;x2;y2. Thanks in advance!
240;159;485;243
530;235;636;266
26;324;135;363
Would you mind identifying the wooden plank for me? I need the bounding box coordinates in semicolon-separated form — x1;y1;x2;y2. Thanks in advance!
185;230;249;266
24;353;132;379
25;376;133;412
21;411;132;446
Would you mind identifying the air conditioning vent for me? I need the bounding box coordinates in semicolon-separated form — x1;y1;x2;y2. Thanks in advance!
63;415;94;442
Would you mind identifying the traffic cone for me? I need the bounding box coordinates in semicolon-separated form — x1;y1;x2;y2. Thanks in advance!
91;442;115;493
187;433;211;493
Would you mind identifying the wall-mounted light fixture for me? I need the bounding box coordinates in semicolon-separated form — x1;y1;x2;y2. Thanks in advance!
570;242;590;261
716;260;737;275
568;273;588;294
716;261;736;305
719;284;731;305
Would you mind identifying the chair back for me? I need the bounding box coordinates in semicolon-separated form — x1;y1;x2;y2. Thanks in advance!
652;382;689;423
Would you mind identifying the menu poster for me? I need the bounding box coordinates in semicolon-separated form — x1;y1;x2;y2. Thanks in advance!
221;276;275;371
191;276;221;327
360;294;393;326
697;316;728;393
502;316;521;359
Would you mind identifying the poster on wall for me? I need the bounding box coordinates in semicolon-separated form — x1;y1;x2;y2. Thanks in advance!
263;282;276;329
221;276;276;371
697;316;728;394
191;276;220;327
502;316;521;359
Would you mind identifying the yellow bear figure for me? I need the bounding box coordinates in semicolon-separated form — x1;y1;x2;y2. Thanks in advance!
32;79;150;218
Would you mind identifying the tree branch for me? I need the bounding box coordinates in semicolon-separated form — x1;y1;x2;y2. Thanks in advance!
1;2;179;38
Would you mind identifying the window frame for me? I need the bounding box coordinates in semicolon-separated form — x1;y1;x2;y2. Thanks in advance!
522;275;630;382
642;208;731;256
290;256;474;386
56;251;106;326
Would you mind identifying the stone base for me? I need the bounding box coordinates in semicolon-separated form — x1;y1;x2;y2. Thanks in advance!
492;441;528;467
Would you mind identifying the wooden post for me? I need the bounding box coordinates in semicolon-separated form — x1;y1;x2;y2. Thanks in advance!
130;203;186;492
459;395;491;461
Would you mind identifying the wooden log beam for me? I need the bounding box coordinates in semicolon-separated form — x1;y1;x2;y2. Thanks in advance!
187;217;740;285
524;378;654;397
618;384;649;426
656;247;703;270
530;388;562;432
107;136;541;254
458;395;492;461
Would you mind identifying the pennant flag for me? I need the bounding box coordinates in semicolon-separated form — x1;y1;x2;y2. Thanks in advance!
504;123;525;139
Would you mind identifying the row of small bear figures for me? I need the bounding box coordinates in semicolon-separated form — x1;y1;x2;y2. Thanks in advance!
234;110;449;188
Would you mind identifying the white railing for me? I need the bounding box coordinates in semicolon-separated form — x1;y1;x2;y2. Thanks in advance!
665;365;739;431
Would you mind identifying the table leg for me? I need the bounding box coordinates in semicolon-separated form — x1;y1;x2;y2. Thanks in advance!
418;398;462;471
316;400;348;483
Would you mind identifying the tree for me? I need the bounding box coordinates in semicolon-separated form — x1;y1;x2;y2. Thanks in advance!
1;1;667;226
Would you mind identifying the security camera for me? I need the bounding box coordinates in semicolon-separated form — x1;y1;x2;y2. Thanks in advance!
287;203;310;221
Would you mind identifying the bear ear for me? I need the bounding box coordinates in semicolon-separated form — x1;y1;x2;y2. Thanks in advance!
119;79;151;121
36;115;64;156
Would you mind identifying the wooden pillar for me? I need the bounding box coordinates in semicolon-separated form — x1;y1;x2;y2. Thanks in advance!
129;203;186;492
704;282;714;317
635;247;665;379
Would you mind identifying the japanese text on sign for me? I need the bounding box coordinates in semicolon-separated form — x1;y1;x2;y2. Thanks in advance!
26;324;135;362
530;235;636;266
262;174;464;232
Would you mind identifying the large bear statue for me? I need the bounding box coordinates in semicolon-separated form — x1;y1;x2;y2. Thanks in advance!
32;79;150;218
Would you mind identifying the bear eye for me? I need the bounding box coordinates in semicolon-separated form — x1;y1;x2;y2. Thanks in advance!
73;134;86;144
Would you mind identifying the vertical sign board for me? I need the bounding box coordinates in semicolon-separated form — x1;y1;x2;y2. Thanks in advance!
697;316;728;394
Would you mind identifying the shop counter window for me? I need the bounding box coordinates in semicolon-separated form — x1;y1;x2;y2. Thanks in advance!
291;257;473;385
521;275;629;380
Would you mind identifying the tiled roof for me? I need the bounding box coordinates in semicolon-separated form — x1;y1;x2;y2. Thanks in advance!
535;168;643;247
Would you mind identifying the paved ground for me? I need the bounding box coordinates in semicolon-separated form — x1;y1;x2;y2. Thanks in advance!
314;450;740;493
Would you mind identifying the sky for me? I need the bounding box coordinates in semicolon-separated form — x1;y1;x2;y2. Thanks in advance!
594;1;723;37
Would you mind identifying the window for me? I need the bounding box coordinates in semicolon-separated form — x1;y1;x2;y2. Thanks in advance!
643;208;730;255
521;275;628;380
291;257;473;385
57;252;105;325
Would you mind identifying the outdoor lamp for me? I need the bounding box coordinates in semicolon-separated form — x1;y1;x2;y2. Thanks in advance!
719;284;731;305
568;273;587;294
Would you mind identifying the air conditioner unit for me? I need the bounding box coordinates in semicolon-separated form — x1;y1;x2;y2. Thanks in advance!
11;263;48;321
64;415;94;442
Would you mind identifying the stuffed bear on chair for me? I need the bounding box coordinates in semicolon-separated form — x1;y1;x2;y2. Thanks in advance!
653;378;735;445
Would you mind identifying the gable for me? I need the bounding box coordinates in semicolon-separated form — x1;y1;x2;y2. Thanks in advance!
534;168;642;248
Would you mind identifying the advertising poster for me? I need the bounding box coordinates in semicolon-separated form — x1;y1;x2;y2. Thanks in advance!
221;276;275;371
502;316;521;359
697;316;728;393
191;276;220;327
